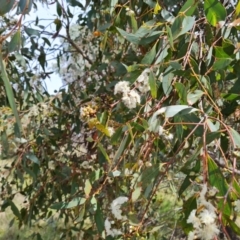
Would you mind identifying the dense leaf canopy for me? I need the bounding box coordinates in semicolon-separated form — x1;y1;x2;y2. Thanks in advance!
1;0;240;239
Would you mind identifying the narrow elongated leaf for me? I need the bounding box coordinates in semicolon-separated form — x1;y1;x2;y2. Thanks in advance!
84;179;92;197
230;127;240;148
110;0;118;15
98;143;111;163
174;82;187;104
8;30;21;53
111;127;122;145
7;200;21;220
155;46;169;64
162;66;174;95
130;14;138;33
148;70;157;98
166;25;174;50
141;43;157;65
0;49;22;136
50;197;86;209
157;105;199;118
171;15;183;40
208;155;231;216
113;133;130;162
224;216;240;235
94;204;104;233
132;187;142;202
117;28;140;44
56;1;62;17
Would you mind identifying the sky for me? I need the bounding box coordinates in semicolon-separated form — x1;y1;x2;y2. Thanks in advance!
24;2;83;94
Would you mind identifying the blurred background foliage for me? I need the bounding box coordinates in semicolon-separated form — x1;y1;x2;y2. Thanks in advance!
1;0;240;239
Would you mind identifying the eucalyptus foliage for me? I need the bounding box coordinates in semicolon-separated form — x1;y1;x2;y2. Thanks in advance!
2;0;240;239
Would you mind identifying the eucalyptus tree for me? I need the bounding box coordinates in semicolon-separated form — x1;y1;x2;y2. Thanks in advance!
1;0;240;239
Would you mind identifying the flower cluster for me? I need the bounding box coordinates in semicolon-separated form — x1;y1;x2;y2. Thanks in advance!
80;105;97;119
114;69;152;109
114;81;140;109
187;184;220;240
158;126;174;140
104;218;122;237
104;196;128;237
110;196;128;220
135;68;151;93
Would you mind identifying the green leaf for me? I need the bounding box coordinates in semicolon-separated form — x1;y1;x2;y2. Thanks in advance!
187;90;204;105
117;27;140;45
179;176;193;196
158;105;199;118
98;143;111;163
214;46;232;58
230;127;240;148
204;0;226;27
171;15;183;40
174;82;187;104
171;16;195;40
180;195;197;232
50;197;86;209
24;26;40;37
17;0;33;14
212;58;232;70
113;133;130;162
141;43;157;65
84;179;92;197
224;215;240;235
15;52;27;68
56;1;62;17
66;0;83;8
179;0;198;16
111;127;123;145
162;66;174;96
132;187;142;202
0;50;22;136
148;70;157;99
0;0;15;15
94;203;104;233
129;14;138;33
42;37;51;46
180;16;195;36
38;49;46;70
25;152;40;165
154;46;169;64
166;25;175;50
8;30;21;53
204;132;221;145
110;0;118;15
208;155;231;216
7;200;22;220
